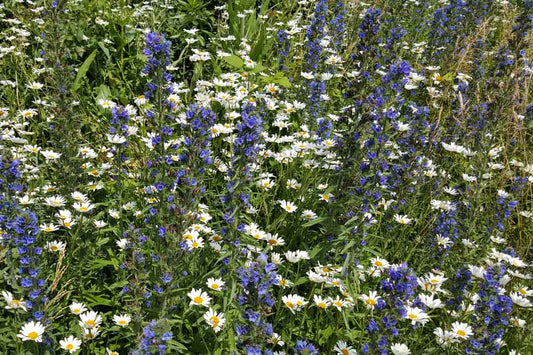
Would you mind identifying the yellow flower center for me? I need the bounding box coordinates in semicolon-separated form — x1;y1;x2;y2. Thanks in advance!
66;344;74;350
457;330;466;337
408;314;418;319
268;239;277;245
51;246;58;251
519;289;527;295
73;309;80;314
341;350;349;355
318;302;326;309
24;112;32;117
191;242;199;248
210;316;220;325
85;320;96;327
118;320;127;325
430;279;439;284
366;299;376;306
27;332;38;340
374;261;383;267
334;301;342;307
211;284;219;289
194;296;203;304
285;301;294;308
80;206;88;211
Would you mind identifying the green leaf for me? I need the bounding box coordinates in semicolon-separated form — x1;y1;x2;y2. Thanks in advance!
271;73;292;87
250;29;266;61
89;258;119;270
98;41;110;60
302;217;325;228
441;72;455;82
294;276;307;286
96;237;109;247
94;84;111;101
84;293;112;307
310;245;322;258
168;340;188;352
223;54;244;68
250;62;266;74
73;49;97;92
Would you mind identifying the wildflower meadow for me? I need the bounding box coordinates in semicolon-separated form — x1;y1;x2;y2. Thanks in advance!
1;0;533;354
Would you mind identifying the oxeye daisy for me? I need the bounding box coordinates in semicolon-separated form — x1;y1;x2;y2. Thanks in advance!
434;327;458;346
313;295;330;309
517;286;533;297
276;275;293;288
17;321;45;342
19;108;37;118
268;332;285;347
390;343;410;355
301;209;318;220
40;149;61;160
83;327;100;340
403;306;429;325
60;336;81;353
510;293;532;307
203;308;225;332
278;199;297;213
370;257;390;269
94;220;108;228
265;233;285;246
329;296;347;311
27;82;44;90
334;340;357;355
113;314;131;327
44;195;66;207
97;99;116;109
2;291;27;311
451;322;473;340
510;317;526;328
188;288;211;307
282;294;307;313
186;236;205;250
418;293;444;309
107;348;120;355
73;201;95;213
69;302;87;315
79;311;102;329
46;240;66;252
359;291;381;310
206;278;225;291
394;214;413;225
134;94;147;106
40;223;59;233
